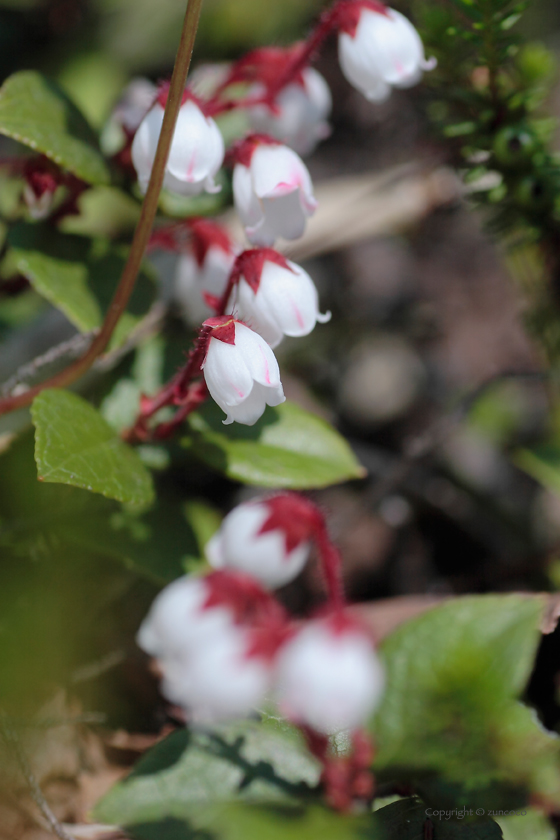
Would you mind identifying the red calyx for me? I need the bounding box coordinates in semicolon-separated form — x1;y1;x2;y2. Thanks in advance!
314;608;372;640
334;0;389;37
230;248;293;294
225;133;282;168
23;157;60;200
202;569;290;661
147;218;233;260
189;218;234;266
203;315;237;345
258;493;322;554
156;82;208;113
224;45;307;92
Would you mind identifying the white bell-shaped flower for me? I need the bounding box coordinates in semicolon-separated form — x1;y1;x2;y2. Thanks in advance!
132;93;224;196
202;316;285;426
228;248;330;348
231;136;317;247
338;4;435;102
274;614;385;734
175;219;236;325
160;629;272;723
136;575;231;660
248;68;332;157
207;493;320;589
137;570;289;722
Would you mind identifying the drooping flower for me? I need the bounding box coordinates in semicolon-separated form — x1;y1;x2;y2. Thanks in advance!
206;493;321;589
337;2;435;102
201;316;285;426
246;64;332;156
132;89;224;196
175;219;237;324
137;570;288;722
229;134;317;247
274;613;384;734
227;248;330;348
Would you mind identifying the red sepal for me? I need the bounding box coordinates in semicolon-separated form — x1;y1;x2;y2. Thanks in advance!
222;45;307;93
230;248;294;293
203;315;236;344
335;0;389;37
156;82;210;114
189;217;233;266
258;493;321;554
203;292;222;311
23;157;60;200
202;569;290;661
225;133;282;168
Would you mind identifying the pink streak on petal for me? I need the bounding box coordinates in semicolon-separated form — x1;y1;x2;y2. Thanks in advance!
186;152;196;181
291;298;305;329
258;345;271;385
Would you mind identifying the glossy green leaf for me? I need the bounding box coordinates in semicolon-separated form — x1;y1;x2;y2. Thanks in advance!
0;71;110;185
373;595;560;808
183;400;366;489
32;389;154;507
11;249;101;332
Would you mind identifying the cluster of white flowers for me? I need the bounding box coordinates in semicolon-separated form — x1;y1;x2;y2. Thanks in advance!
138;494;384;732
124;1;433;428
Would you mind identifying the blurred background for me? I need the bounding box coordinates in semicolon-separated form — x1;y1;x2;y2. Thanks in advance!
3;0;560;833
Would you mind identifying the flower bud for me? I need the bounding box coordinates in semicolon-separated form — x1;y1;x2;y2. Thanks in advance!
22;157;64;220
227;248;331;348
175;219;237;325
202;316;285;426
137;570;288;722
337;2;435;102
248;67;332;157
206;493;321;589
230;135;317;247
132;91;224;196
274;614;384;734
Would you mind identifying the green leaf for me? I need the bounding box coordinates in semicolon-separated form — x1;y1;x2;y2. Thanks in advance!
514;444;560;495
0;71;110;185
373;796;503;839
11;249;101;332
373;595;560;808
62;488;201;583
96;720;376;840
127;807;377;840
497;808;554;840
6;224;157;345
32;389;154;507
95;720;320;825
183;400;366;489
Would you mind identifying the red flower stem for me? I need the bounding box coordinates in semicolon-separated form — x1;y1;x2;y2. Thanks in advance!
315;518;346;610
0;0;205;417
123;267;238;441
151;380;208;440
206;2;341;117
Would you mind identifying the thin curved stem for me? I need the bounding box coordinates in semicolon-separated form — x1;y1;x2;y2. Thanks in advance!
0;0;204;417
